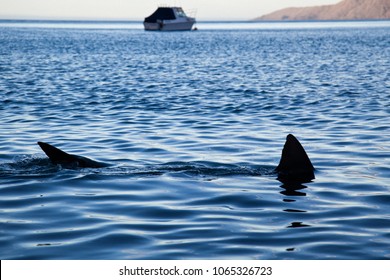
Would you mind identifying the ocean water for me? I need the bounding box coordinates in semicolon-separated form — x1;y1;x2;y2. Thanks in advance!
0;20;390;260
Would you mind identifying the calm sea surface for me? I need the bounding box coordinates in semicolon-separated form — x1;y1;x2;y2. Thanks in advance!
0;20;389;260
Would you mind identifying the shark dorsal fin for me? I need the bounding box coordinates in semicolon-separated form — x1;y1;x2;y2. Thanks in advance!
37;142;75;165
275;134;315;182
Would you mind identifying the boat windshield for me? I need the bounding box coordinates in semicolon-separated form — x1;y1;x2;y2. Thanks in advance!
175;8;187;18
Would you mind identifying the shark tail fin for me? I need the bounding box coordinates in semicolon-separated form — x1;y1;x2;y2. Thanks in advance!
37;142;74;165
275;134;315;183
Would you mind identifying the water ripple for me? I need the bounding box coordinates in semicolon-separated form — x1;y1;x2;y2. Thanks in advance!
1;22;390;259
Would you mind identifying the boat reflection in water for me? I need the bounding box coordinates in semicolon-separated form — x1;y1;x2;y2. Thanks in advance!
143;7;196;31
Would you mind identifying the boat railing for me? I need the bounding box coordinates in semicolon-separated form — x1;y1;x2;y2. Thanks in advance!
186;8;197;19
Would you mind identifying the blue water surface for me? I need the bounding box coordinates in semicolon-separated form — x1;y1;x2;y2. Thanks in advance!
0;20;390;259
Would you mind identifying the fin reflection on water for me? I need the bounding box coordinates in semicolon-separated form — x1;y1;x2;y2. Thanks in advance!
280;183;308;197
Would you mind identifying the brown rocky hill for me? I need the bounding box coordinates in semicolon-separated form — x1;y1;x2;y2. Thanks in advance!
255;0;390;21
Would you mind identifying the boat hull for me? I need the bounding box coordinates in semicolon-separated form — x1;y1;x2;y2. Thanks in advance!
144;20;195;31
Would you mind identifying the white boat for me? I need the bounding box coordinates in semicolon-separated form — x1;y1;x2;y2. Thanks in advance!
144;7;196;31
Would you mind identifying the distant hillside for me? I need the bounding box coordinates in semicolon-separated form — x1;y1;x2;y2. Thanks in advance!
255;0;390;21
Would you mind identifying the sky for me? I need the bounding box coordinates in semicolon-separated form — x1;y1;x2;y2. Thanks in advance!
0;0;342;20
